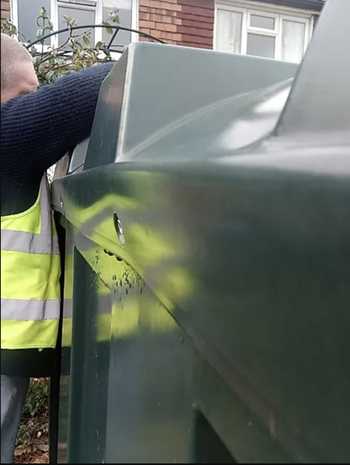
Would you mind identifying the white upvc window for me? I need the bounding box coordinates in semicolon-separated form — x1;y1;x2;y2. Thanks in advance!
214;0;317;63
10;0;138;47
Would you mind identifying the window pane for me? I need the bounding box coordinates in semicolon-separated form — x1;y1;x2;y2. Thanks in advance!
17;0;50;43
59;0;96;5
282;20;305;63
58;5;96;47
247;33;275;58
250;14;275;30
216;9;242;54
102;0;132;50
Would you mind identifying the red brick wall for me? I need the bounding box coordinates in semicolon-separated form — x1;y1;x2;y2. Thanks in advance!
1;0;11;19
139;0;214;49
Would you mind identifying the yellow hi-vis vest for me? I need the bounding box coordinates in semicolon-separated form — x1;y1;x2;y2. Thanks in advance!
1;176;61;350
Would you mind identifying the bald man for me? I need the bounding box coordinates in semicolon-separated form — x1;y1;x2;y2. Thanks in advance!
1;33;113;463
1;34;39;102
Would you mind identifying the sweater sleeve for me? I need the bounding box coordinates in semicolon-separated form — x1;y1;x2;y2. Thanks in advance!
0;63;113;177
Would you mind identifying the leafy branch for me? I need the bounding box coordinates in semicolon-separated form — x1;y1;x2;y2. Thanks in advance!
1;6;120;84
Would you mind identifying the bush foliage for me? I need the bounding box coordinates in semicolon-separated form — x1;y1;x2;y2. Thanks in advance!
16;379;49;450
1;6;119;84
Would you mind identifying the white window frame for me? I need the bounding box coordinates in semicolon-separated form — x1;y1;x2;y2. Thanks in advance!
9;0;18;28
10;0;139;47
278;13;310;60
245;8;279;57
131;0;139;43
214;4;245;54
53;0;98;47
214;0;318;62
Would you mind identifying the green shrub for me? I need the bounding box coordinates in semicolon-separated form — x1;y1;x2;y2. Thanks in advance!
16;379;50;449
1;7;119;84
23;378;49;418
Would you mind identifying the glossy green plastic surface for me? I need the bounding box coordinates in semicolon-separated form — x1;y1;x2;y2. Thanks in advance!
53;1;350;462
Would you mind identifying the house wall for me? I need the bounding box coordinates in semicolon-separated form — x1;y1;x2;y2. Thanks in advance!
138;0;323;49
2;0;324;49
1;0;10;18
139;0;214;48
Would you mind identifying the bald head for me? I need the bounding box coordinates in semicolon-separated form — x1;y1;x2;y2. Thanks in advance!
1;33;39;102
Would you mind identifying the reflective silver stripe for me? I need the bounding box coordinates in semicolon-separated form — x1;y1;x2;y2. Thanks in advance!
1;176;59;255
1;229;60;254
63;298;73;318
62;294;111;319
1;298;60;320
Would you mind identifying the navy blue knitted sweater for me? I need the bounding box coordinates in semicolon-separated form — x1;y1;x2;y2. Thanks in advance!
0;63;113;215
